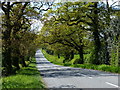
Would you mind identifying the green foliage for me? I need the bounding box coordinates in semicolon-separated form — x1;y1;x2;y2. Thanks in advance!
2;2;41;75
40;1;119;66
71;64;119;73
73;59;80;64
43;49;120;73
63;62;71;66
71;64;96;70
40;2;96;64
97;64;119;73
2;58;45;88
42;49;64;65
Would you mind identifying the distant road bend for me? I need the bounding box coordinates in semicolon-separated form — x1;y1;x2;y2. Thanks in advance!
35;50;119;89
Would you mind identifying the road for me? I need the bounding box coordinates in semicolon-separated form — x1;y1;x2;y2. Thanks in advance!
35;49;119;89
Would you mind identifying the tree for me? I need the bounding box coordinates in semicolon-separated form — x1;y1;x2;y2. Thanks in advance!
2;2;29;75
40;12;91;64
40;2;98;64
2;2;39;75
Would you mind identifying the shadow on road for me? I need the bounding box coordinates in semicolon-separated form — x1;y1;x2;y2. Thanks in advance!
36;61;118;78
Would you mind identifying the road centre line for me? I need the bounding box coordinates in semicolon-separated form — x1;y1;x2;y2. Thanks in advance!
106;82;119;88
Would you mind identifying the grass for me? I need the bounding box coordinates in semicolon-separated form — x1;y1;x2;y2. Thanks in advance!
42;50;64;65
71;64;120;73
42;49;120;74
2;58;46;89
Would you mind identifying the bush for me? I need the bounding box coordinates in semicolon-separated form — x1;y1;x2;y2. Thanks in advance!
97;64;119;73
73;59;81;64
84;64;97;69
72;64;120;73
98;64;108;70
64;62;71;66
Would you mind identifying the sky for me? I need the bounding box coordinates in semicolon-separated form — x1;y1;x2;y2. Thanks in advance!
30;19;43;34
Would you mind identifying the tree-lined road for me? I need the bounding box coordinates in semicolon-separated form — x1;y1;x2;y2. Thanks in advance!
36;50;119;89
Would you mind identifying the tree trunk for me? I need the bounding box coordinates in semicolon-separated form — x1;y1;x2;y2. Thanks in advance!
5;48;13;75
2;2;13;75
70;50;74;60
12;57;20;70
104;0;110;65
117;38;120;66
58;54;60;58
78;47;84;64
63;52;70;63
104;34;110;65
21;56;27;67
92;2;101;65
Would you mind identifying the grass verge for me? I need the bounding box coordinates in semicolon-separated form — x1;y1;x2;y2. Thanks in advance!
42;49;64;65
42;49;120;74
2;58;45;89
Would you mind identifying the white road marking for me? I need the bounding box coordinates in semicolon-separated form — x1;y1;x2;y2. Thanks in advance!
106;82;119;88
88;77;93;79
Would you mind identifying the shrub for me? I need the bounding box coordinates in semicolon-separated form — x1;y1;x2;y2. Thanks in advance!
73;59;82;64
64;62;71;66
